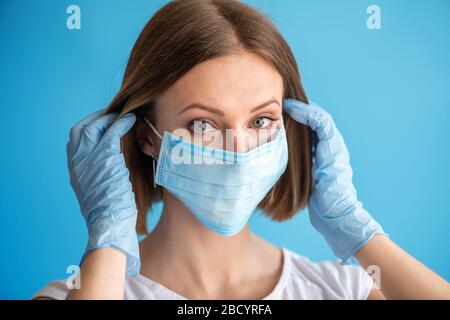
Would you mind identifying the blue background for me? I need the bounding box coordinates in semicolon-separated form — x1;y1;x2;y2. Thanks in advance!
1;0;449;299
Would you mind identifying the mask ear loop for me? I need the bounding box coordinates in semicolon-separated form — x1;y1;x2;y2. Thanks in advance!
143;117;163;188
143;117;163;140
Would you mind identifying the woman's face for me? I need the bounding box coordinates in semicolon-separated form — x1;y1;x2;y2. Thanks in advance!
139;51;284;156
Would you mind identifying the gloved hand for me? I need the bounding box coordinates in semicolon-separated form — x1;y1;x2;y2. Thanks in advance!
67;110;140;276
283;98;388;264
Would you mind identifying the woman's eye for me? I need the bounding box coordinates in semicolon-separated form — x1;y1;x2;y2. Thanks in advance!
189;119;215;134
251;116;273;129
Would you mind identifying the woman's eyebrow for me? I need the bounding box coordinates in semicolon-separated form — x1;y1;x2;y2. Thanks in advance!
179;99;280;115
179;103;225;116
250;99;280;113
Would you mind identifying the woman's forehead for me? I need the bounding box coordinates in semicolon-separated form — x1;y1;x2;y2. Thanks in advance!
157;52;283;114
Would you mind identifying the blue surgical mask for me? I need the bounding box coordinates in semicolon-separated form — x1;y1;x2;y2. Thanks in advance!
144;119;289;236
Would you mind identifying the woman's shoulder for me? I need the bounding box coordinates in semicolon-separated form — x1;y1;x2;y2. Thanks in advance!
32;279;69;300
273;247;374;300
31;274;180;300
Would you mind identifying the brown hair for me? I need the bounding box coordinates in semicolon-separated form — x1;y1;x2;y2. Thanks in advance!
106;0;312;234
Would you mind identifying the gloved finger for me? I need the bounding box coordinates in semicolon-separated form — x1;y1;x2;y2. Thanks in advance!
76;113;118;155
283;98;335;141
101;113;136;148
68;109;106;157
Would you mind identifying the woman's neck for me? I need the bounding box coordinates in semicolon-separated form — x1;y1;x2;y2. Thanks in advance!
139;191;273;298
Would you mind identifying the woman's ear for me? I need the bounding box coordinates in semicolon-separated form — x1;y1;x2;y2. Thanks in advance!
135;118;158;157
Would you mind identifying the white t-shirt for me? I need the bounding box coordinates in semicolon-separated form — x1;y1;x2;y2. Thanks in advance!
32;247;374;300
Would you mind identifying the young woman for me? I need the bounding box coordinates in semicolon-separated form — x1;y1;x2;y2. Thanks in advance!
33;0;449;300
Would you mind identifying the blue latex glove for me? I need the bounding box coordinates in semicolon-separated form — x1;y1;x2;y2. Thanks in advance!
67;110;140;276
283;98;388;264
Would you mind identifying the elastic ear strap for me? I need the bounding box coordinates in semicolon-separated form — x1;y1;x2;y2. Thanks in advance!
143;117;163;140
